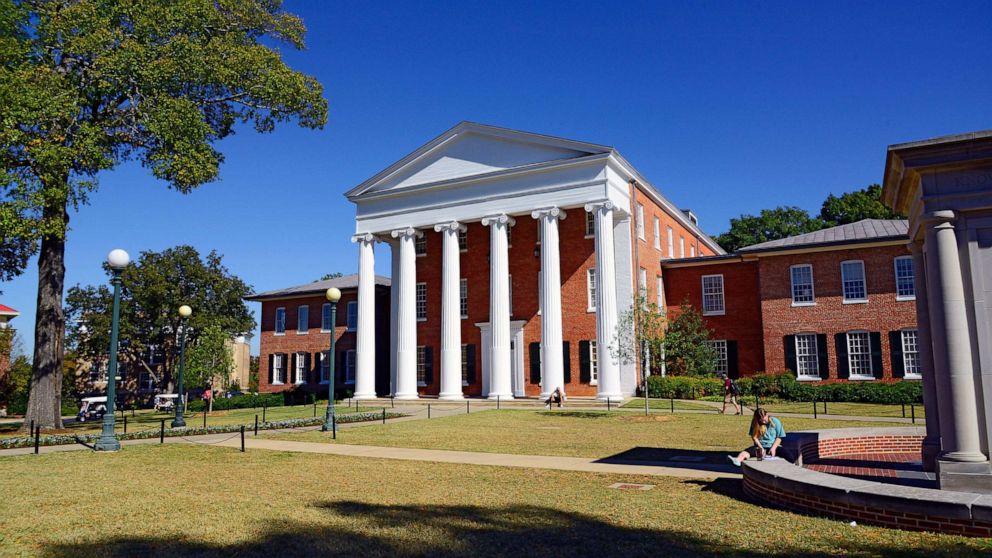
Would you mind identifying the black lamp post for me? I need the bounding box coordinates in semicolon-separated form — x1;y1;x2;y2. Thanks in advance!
322;287;341;435
95;249;129;452
171;304;192;428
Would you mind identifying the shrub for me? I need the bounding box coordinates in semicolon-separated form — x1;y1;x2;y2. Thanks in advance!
187;392;284;412
646;373;922;404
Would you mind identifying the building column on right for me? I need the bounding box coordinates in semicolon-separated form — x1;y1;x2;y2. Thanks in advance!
585;200;623;402
909;242;941;471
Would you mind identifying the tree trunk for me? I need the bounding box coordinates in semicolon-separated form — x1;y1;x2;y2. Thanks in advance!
24;201;68;431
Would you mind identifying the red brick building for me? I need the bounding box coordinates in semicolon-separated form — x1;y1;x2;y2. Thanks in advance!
663;219;920;381
247;275;392;396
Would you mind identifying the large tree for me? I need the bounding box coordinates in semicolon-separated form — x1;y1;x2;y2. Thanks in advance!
664;301;718;376
65;246;254;397
1;1;326;428
714;206;827;253
185;323;233;411
820;184;903;225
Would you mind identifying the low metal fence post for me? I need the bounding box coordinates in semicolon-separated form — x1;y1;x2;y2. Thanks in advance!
240;425;245;452
813;399;817;419
160;419;165;443
124;415;128;433
911;404;916;424
263;402;267;423
382;408;386;424
34;425;40;454
254;415;259;436
428;404;431;419
670;397;674;414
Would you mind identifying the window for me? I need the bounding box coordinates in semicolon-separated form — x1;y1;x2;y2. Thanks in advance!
458;229;467;251
589;341;598;385
585;211;595;238
147;345;161;365
416;283;427;320
416;346;427;385
460;279;468;319
297;305;309;334
894;256;915;300
846;331;873;379
321;303;332;331
346;301;358;331
415;234;426;256
586;268;597;311
653;217;661;250
636;203;645;240
345;350;356;384
319;351;330;383
902;329;921;378
275;307;285;335
461;344;470;386
638;267;647;297
690;245;695;257
795;334;819;379
679;236;685;258
656;276;665;313
707;340;728;374
667;227;674;258
841;260;867;302
294;352;306;384
701;274;725;315
272;354;285;384
790;264;815;305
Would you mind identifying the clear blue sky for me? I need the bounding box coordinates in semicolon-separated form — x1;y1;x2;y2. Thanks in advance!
3;0;991;357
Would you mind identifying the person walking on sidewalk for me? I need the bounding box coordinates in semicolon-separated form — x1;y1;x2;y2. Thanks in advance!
721;374;742;415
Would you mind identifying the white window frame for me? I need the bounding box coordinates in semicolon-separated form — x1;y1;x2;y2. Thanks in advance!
638;267;648;297
656;276;665;313
636;203;645;240
679;236;685;258
901;329;922;379
666;226;674;258
790;264;816;306
653;217;661;250
707;340;728;374
416;346;427;386
585;211;595;238
458;229;468;252
894;256;916;301
345;350;356;384
416;282;427;321
415;234;426;257
460;278;468;319
274;307;286;335
272;354;285;385
589;340;598;385
319;351;330;384
690;245;696;257
297;305;309;334
321;303;332;332
701;274;725;316
346;301;358;331
846;331;874;380
841;260;868;303
294;351;307;384
795;333;820;381
586;268;597;312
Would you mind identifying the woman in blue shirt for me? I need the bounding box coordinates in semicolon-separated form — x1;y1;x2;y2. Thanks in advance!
729;408;785;467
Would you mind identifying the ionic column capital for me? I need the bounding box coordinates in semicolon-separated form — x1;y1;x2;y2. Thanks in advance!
352;232;376;244
584;200;615;214
531;207;567;221
390;227;422;240
481;214;516;227
433;221;466;233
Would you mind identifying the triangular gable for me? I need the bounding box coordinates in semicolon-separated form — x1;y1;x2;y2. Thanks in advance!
346;122;612;198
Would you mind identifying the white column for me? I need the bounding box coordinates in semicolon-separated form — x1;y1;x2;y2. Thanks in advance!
482;213;514;400
352;233;377;399
532;207;566;398
388;240;399;396
585;200;623;402
391;227;420;400
929;211;986;462
435;221;465;400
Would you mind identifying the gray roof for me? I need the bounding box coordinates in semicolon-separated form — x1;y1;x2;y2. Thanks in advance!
246;274;391;301
738;219;908;253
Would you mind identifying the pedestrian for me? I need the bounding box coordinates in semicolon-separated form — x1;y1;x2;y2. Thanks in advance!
544;386;566;409
203;384;213;413
721;373;742;415
728;408;786;466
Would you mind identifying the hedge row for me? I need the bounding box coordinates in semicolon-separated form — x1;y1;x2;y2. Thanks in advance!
646;374;923;404
186;392;286;412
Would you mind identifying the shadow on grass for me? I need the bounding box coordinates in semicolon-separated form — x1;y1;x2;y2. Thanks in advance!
537;410;611;419
39;501;974;558
597;446;739;474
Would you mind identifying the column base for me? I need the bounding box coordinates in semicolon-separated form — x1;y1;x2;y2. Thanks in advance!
941;449;989;463
438;392;464;400
352;392;378;400
937;458;992;494
487;392;513;400
393;393;420;400
596;393;624;402
94;438;121;452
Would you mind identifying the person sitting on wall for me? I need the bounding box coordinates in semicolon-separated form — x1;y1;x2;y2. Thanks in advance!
728;408;786;467
544;386;566;409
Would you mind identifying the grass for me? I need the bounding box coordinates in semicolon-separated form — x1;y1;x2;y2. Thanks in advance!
0;403;383;439
621;398;720;412
0;444;987;557
263;409;906;458
757;401;926;419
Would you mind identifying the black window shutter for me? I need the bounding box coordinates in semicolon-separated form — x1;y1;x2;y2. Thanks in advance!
303;352;311;383
835;333;850;379
816;334;829;380
466;344;476;384
268;354;274;385
529;342;541;384
562;342;571;384
783;335;797;375
889;331;905;378
579;340;591;383
425;346;434;385
870;332;884;379
727;341;739;379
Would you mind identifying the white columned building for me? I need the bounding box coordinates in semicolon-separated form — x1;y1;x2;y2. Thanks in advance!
436;221;465;400
532;207;566;397
391;227;421;400
352;233;378;399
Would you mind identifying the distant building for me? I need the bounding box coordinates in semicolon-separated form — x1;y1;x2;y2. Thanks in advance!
0;304;18;413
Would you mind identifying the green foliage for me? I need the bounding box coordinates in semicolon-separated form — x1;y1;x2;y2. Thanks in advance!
613;295;666;373
646;373;922;404
318;272;343;281
186;392;283;412
663;301;717;376
65;246;255;391
248;356;260;393
714;206;827;252
820;184;903;225
184;324;234;390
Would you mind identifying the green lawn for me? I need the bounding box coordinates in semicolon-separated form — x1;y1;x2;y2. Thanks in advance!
263;409;905;458
757;401;926;419
0;444;985;557
621;398;719;412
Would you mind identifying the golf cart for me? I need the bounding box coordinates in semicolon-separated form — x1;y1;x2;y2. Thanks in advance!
77;396;108;422
153;393;179;412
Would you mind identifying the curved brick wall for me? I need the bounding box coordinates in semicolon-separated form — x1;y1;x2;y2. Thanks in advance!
742;428;992;537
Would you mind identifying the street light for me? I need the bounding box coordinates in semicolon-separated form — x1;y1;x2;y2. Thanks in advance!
322;287;341;435
172;304;192;428
95;249;129;451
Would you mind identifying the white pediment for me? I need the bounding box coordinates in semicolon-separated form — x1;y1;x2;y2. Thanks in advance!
348;122;611;198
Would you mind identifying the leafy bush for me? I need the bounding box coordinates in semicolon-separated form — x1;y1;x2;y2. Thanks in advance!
186;392;284;412
647;373;922;404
